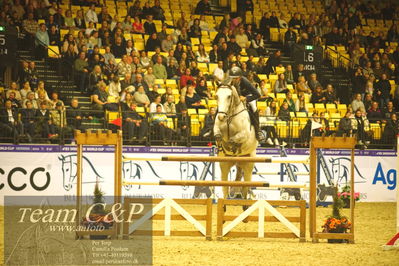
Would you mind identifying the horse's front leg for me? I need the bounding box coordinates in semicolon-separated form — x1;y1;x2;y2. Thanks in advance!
220;162;234;199
240;162;255;200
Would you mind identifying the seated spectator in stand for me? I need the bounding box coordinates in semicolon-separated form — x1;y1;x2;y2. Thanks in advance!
49;91;64;109
250;33;266;57
226;35;242;56
372;61;385;80
364;93;373;111
180;68;196;89
167;60;180;80
382;113;399;145
21;101;36;142
6;82;22;102
196;79;211;99
324;84;339;105
151;104;173;145
150;95;166;113
308;73;322;92
236;26;250;52
132;16;145;33
66;98;88;132
284;92;296;112
153;56;168;79
23;92;39;109
293;64;306;83
161;34;174;53
144;15;157;35
352;109;370;146
185;85;203;110
133;85;150;107
164;94;177;118
108;75;122;101
337;110;353;137
296;75;311;94
144;67;156;89
295;93;308;113
310;86;326;104
92;81;110;111
265;50;282;76
189;62;200;78
196;44;210;63
133;74;150;93
7;92;21;109
88;65;106;94
274;73;289;94
0;100;21;142
351;93;365;113
213;61;225;83
200;107;216;137
123;102;148;142
176;95;188;114
147;84;160;103
74;51;89;93
176;108;190;140
195;0;212;15
261;101;280;146
383;101;396;120
111;36;126;58
36;101;57;140
367;101;384;124
284;64;295;85
145;33;161;51
50;102;67;137
277;102;290;121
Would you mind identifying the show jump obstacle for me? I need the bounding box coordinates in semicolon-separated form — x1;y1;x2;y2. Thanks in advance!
74;130;357;242
74;130;123;239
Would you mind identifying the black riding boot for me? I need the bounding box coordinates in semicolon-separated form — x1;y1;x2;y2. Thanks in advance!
249;110;264;142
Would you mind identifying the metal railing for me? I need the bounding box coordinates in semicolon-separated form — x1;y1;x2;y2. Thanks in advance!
0;110;397;149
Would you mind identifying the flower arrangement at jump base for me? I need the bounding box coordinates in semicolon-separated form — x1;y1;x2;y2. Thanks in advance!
81;182;114;239
321;186;352;243
338;185;360;208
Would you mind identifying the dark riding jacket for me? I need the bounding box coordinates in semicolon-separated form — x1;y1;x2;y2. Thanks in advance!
236;76;261;102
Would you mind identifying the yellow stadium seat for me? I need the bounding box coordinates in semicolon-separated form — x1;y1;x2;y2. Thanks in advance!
198;108;209;115
155;79;165;85
48;46;60;58
314;103;326;113
208;99;217;108
187;108;197;115
190;118;200;136
369;123;381;140
306;103;314;114
257;101;267;111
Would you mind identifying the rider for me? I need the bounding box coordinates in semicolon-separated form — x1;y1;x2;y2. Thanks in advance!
217;66;264;142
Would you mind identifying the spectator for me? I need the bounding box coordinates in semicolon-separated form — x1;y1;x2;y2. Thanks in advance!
164;94;177;117
23;12;39;48
324;84;339;105
185;85;203;109
383;101;396;120
308;73;322;92
48;25;60;47
196;79;211;99
236;27;250;51
0;100;21;142
367;101;384;124
6;82;22;102
123;102;148;142
259;12;271;41
364;93;373;111
382;113;399;145
261;101;280;146
108;75;121;101
293;64;305;83
129;0;142;18
180;68;196;89
351;93;365;112
85;4;98;24
195;0;212;15
35;23;49;60
150;95;165;113
133;85;150;107
265;50;282;76
66;98;87;132
143;66;156;89
337;110;353;137
296;75;311;94
352;109;370;147
22;92;38;109
226;35;242;56
284;92;296;112
145;33;161;52
278;102;290;121
74;9;86;29
20;101;36;142
74;52;89;93
200;107;216;138
35;101;57;140
176;11;187;31
132;16;145;34
161;35;174;53
196;44;210;63
20;81;32;102
49;91;64;109
375;73;391;107
153;56;168;79
144;15;157;35
151;104;173;145
92;81;110;111
274;73;289;94
295;93;308;113
250;33;266;57
284;64;295;85
284;27;297;54
176;108;190;140
310;86;325;104
189;18;202;40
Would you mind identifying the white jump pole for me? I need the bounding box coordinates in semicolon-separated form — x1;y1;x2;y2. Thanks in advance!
383;135;399;250
255;172;310;176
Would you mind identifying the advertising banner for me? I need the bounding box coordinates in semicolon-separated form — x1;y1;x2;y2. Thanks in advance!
0;145;396;204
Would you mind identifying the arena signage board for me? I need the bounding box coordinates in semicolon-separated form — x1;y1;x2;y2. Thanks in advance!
0;145;396;204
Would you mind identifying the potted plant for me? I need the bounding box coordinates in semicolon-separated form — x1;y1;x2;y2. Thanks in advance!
321;186;352;243
81;182;114;240
338;185;360;208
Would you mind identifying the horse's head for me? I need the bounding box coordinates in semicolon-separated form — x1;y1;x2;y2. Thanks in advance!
58;155;75;191
122;161;142;191
180;161;189;179
216;85;240;121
